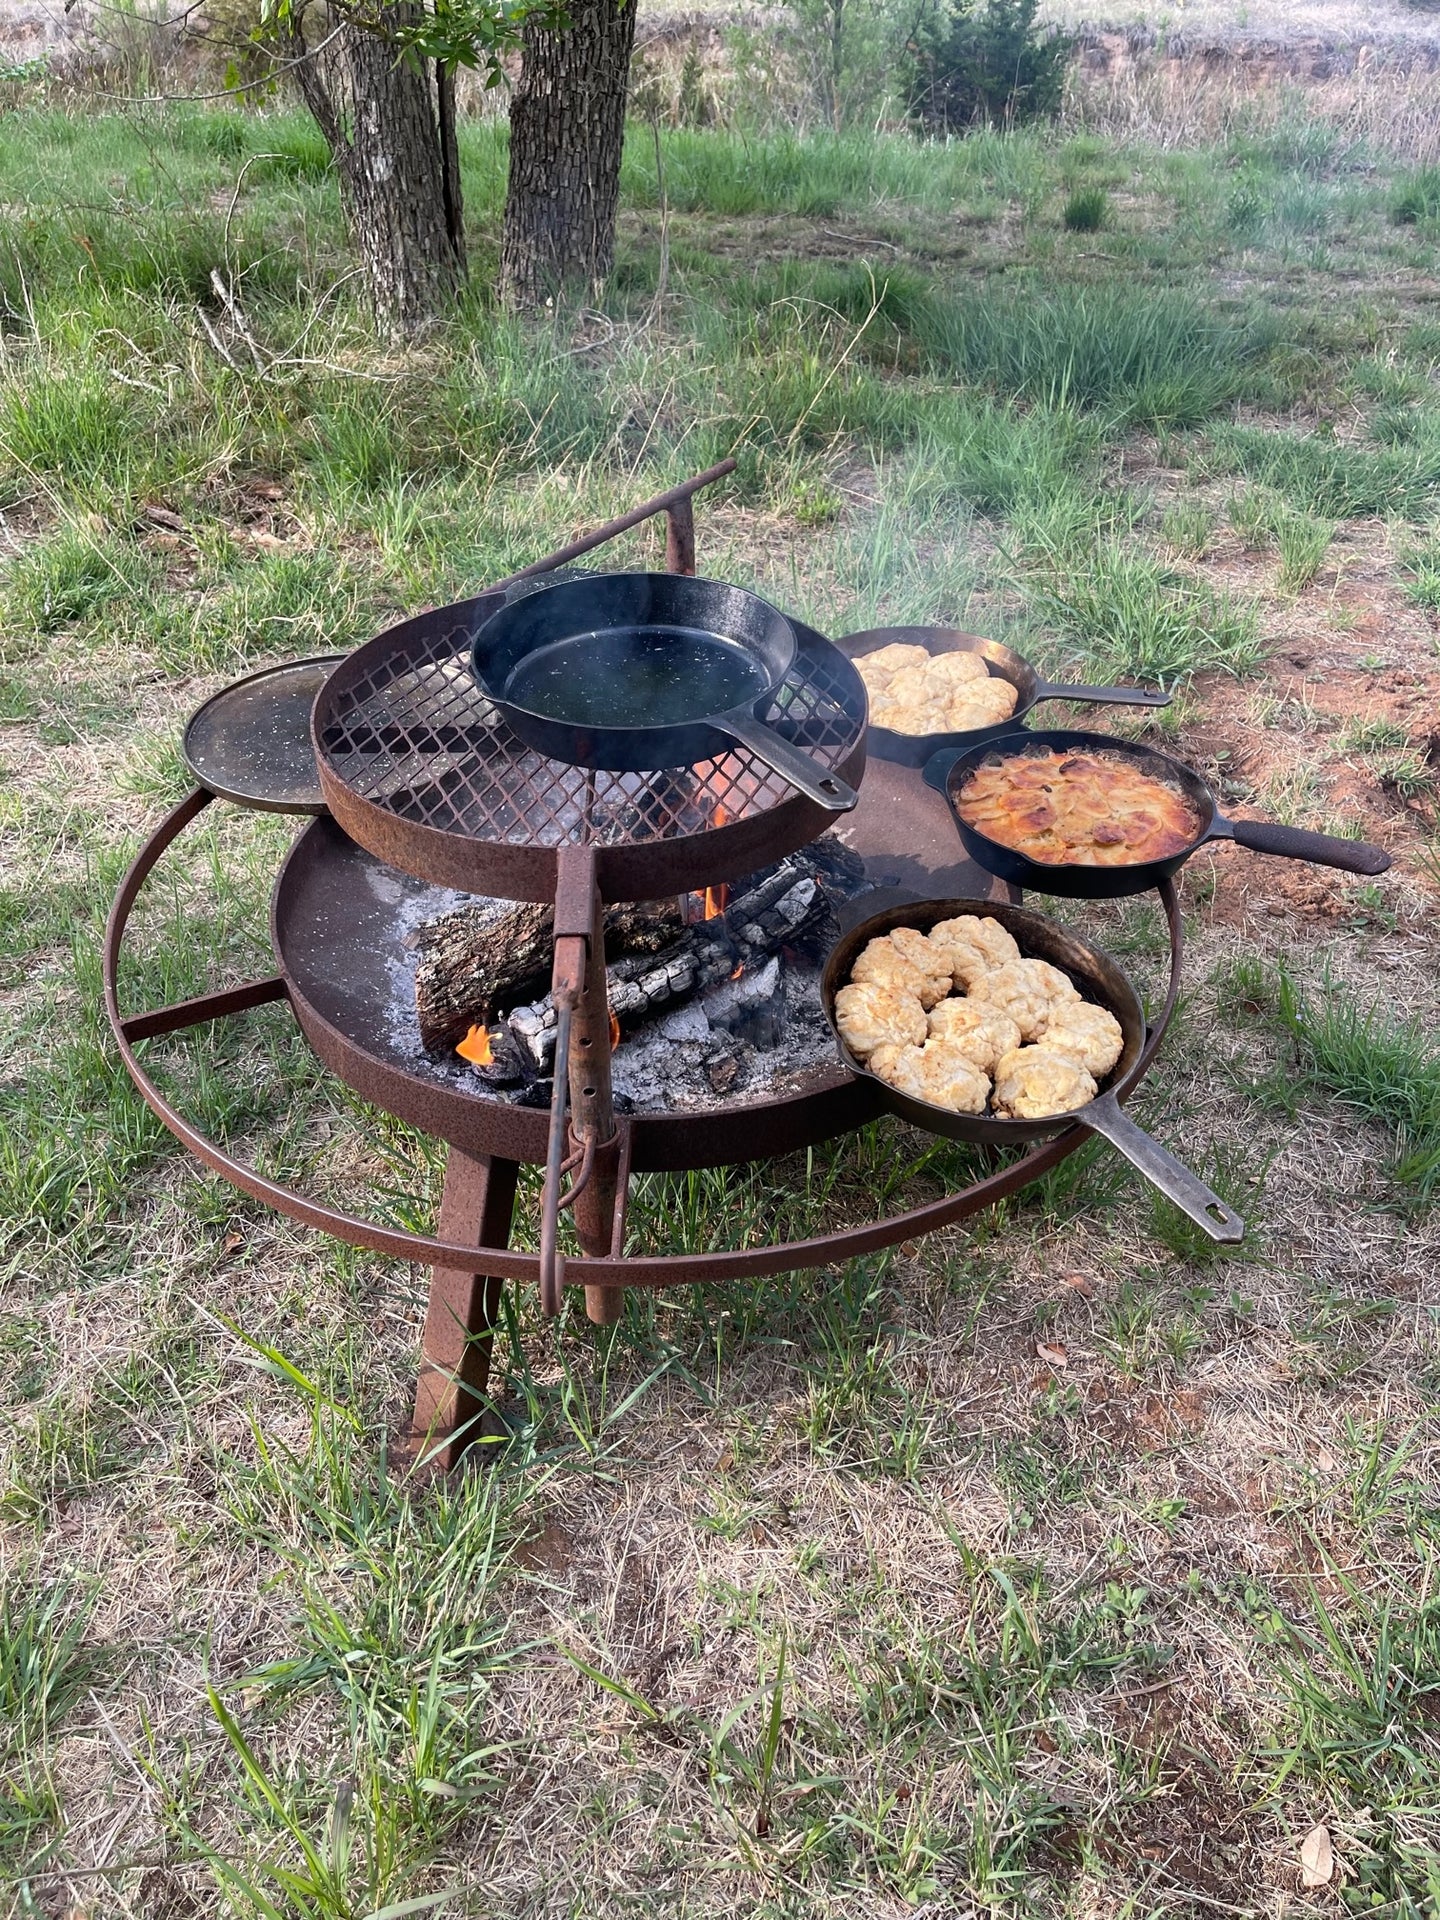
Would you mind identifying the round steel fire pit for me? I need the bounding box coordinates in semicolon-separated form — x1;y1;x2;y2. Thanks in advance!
103;469;1202;1467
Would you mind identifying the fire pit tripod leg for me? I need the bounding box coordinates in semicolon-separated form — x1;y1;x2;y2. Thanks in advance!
408;1149;519;1470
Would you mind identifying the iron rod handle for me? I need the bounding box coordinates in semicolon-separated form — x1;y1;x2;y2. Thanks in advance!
1218;816;1390;876
1081;1094;1244;1244
492;459;736;592
1032;681;1172;709
538;998;574;1318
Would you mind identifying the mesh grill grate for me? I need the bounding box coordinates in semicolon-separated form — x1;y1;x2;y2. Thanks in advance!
316;613;866;850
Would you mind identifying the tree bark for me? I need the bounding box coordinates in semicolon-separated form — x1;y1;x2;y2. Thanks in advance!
500;0;638;306
291;17;463;340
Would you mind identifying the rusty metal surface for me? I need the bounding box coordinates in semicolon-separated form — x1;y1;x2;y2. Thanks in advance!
408;1149;518;1470
312;611;868;903
837;753;1014;910
270;812;882;1172
106;790;1125;1292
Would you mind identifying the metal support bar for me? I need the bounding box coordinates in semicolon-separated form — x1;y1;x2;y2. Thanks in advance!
665;495;696;575
121;976;288;1042
408;1149;519;1471
491;458;734;592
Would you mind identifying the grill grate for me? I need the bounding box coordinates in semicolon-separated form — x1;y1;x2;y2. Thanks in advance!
316;609;866;850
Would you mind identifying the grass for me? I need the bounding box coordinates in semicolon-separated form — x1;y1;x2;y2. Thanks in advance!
1062;184;1108;231
3;72;1440;1920
1021;540;1264;682
1201;423;1440;519
1267;970;1440;1198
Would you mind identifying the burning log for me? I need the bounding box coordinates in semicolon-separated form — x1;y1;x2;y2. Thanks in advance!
413;897;685;1054
413;834;872;1070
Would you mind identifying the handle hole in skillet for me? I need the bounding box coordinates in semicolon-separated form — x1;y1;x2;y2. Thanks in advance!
1207;1203;1229;1223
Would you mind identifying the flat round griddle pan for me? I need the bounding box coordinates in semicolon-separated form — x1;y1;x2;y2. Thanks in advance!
821;897;1243;1243
470;572;857;813
930;728;1390;900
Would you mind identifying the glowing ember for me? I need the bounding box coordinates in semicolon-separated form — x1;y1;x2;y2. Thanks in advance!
609;1010;621;1049
730;960;745;980
456;1024;493;1066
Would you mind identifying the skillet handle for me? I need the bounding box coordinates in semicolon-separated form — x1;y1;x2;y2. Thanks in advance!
1222;817;1391;876
922;747;958;793
1033;680;1172;709
722;710;859;812
1081;1093;1244;1244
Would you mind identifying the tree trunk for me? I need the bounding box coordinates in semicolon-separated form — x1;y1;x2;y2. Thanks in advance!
291;19;463;340
500;0;638;306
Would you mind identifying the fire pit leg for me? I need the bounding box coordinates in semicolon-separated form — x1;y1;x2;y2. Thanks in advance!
408;1148;519;1470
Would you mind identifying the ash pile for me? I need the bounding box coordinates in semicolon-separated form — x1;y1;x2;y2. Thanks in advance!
410;835;875;1112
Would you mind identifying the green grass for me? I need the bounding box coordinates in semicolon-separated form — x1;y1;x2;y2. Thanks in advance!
1201;423;1440;519
1268;970;1440;1199
1022;539;1264;682
1062;184;1108;232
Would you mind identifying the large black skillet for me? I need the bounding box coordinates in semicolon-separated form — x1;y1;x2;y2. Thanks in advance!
821;897;1244;1244
470;572;858;813
928;727;1391;900
838;625;1172;770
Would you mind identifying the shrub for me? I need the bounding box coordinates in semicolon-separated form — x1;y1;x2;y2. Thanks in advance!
1063;185;1107;232
909;0;1074;134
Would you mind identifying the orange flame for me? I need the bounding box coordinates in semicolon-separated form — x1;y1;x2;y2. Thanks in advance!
703;801;732;920
609;1010;621;1050
456;1024;493;1066
730;960;744;980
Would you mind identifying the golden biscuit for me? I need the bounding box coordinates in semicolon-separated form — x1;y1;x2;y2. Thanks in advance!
968;957;1080;1041
1042;1001;1125;1078
887;927;954;1008
874;695;948;735
927;914;1021;989
834;980;926;1057
925;650;991;686
992;1045;1097;1120
927;997;1022;1073
871;1037;990;1114
851;936;946;1011
861;643;931;688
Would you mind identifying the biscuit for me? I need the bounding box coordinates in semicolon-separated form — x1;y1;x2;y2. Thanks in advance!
968;957;1080;1041
850;936;946;1011
927;997;1023;1073
834;980;927;1057
1042;1000;1125;1078
992;1044;1097;1119
927;914;1021;989
870;1037;990;1114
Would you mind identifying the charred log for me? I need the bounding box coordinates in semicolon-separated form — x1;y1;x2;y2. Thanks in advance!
414;897;685;1054
414;835;874;1069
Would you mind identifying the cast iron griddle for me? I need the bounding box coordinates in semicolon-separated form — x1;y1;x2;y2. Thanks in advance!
181;655;345;813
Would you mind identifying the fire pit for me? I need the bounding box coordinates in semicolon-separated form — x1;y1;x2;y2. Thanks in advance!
104;463;1186;1467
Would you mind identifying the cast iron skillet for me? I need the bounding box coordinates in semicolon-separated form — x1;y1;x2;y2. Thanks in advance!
821;897;1243;1244
838;625;1172;770
470;572;858;813
928;727;1391;900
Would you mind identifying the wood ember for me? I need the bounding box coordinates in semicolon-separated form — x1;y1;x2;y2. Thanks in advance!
412;833;873;1069
413;896;684;1053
